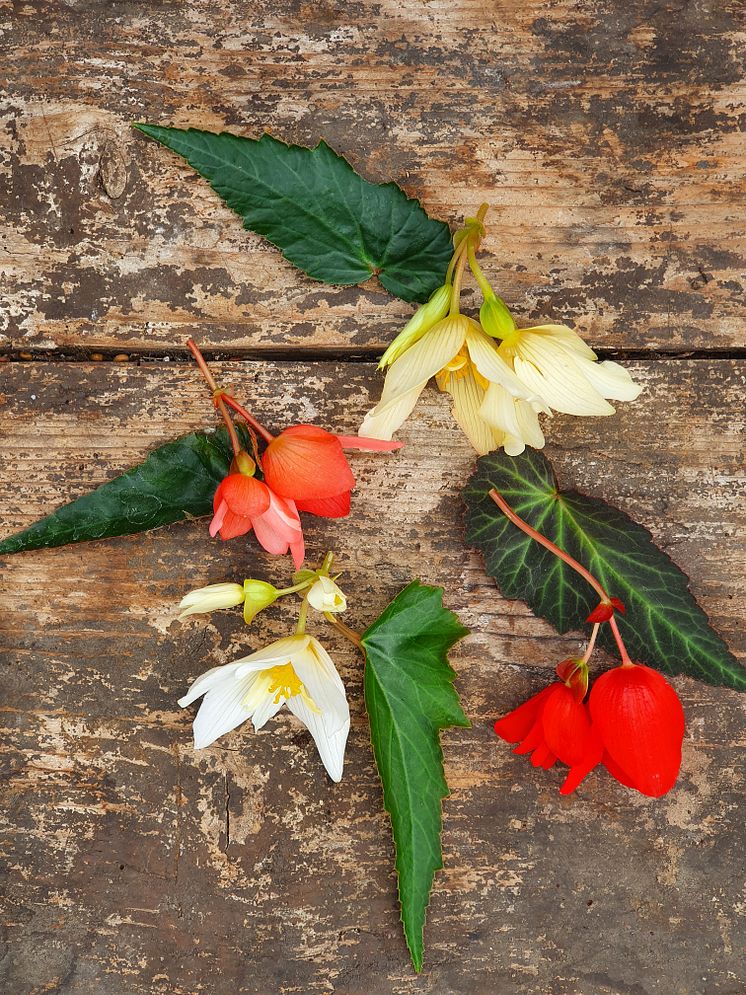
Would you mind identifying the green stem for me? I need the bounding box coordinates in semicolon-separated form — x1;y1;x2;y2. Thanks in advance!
323;612;363;650
296;595;309;635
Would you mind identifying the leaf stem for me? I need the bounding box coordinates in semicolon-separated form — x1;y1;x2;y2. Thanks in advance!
488;487;634;667
186;338;243;459
323;612;363;651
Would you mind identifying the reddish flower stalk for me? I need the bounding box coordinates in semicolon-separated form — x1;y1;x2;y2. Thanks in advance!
220;392;275;444
488;487;633;666
186;338;243;458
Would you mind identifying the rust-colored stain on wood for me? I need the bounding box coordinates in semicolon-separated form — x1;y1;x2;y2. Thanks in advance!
1;1;745;993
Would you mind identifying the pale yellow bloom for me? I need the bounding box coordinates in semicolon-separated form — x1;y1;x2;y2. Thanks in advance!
307;575;347;613
178;583;245;619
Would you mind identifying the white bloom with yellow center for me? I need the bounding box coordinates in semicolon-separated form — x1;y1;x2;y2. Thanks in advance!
360;313;547;455
496;324;642;417
178;634;350;781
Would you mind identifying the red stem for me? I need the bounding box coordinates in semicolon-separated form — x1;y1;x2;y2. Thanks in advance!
186;338;242;458
221;394;275;444
488;487;634;667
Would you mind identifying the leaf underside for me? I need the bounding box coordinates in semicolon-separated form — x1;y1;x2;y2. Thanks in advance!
0;427;240;555
135;125;453;304
464;449;744;691
362;581;469;971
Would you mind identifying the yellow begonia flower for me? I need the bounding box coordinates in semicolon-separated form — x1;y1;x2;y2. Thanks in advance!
178;634;350;782
359;313;548;456
307;575;347;613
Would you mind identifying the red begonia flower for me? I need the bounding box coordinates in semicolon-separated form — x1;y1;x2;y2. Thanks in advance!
494;682;603;793
210;474;271;540
261;425;401;516
589;663;685;797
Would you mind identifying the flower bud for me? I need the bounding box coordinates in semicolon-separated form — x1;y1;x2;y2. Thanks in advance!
179;583;245;619
233;449;256;477
479;294;515;339
555;658;589;702
243;579;280;624
378;284;452;369
307;575;347;613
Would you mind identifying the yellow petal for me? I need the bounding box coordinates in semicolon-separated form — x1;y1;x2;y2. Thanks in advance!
466;324;550;410
379;315;467;405
442;367;502;455
575;357;643;401
526;324;598;361
514;333;615;416
358;384;425;440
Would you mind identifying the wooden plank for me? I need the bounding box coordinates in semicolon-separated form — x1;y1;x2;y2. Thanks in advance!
0;358;744;992
2;2;745;354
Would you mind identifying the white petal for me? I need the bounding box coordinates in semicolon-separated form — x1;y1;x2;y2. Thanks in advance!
514;398;546;450
529;324;598;360
575;357;643;402
287;693;350;782
191;673;256;749
234;634;311;678
292;639;349;736
378;316;467;405
178;662;244;708
307;576;347;613
442;368;501;455
358;384;425;440
466;324;549;409
514;334;615;416
480;381;522;438
249;687;286;731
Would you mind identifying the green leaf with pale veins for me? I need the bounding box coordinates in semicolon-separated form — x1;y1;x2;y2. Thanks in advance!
0;427;243;555
134;124;453;303
362;581;469;971
464;449;744;691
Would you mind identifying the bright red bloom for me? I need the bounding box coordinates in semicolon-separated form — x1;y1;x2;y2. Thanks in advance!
262;425;401;518
494;683;602;794
589;663;685;797
210;474;305;568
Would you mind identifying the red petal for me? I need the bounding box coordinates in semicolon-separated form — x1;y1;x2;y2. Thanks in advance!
218;508;255;541
610;597;626;615
215;474;271;517
494;685;555;744
560;730;604;795
541;685;594;766
589;665;685;797
262;425;356;500
336;435;404;451
295;491;351;518
586;601;614;623
602;751;645;793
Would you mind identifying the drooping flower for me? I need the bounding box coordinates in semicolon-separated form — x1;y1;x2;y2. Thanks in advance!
494;677;602;795
262;424;401;519
360;314;547;455
307;575;347;613
588;663;685;797
209;467;305;569
494;324;642;418
178;634;350;782
178;582;246;619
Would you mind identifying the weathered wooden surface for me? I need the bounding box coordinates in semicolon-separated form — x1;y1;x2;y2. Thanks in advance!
2;1;746;991
1;360;744;993
2;1;745;354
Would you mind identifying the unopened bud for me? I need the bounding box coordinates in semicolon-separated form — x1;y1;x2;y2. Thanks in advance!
243;579;279;624
379;284;452;369
234;450;256;476
479;294;515;339
179;583;245;619
555;658;589;702
307;575;347;613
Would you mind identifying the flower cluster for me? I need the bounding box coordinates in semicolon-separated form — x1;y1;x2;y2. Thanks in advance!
489;487;686;798
360;206;642;455
187;339;400;568
177;556;354;782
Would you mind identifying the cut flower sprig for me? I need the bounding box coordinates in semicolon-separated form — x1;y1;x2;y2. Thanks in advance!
489;487;685;798
360;206;642;456
186;338;401;568
177;552;362;782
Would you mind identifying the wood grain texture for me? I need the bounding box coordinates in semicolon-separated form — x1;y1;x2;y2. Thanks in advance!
1;359;744;993
2;1;745;354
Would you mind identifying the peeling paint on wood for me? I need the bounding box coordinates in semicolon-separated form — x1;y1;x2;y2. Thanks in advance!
0;359;744;992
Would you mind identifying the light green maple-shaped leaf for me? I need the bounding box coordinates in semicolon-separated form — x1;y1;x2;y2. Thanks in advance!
135;125;453;303
362;581;470;971
464;449;744;691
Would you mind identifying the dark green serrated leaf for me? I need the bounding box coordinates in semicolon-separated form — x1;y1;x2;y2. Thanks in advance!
464;449;744;691
134;124;453;303
362;581;469;972
0;427;242;555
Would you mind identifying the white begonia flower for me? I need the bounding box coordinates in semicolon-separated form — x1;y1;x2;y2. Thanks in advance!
178;582;245;619
359;314;546;455
495;324;643;417
307;575;347;613
178;634;350;782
